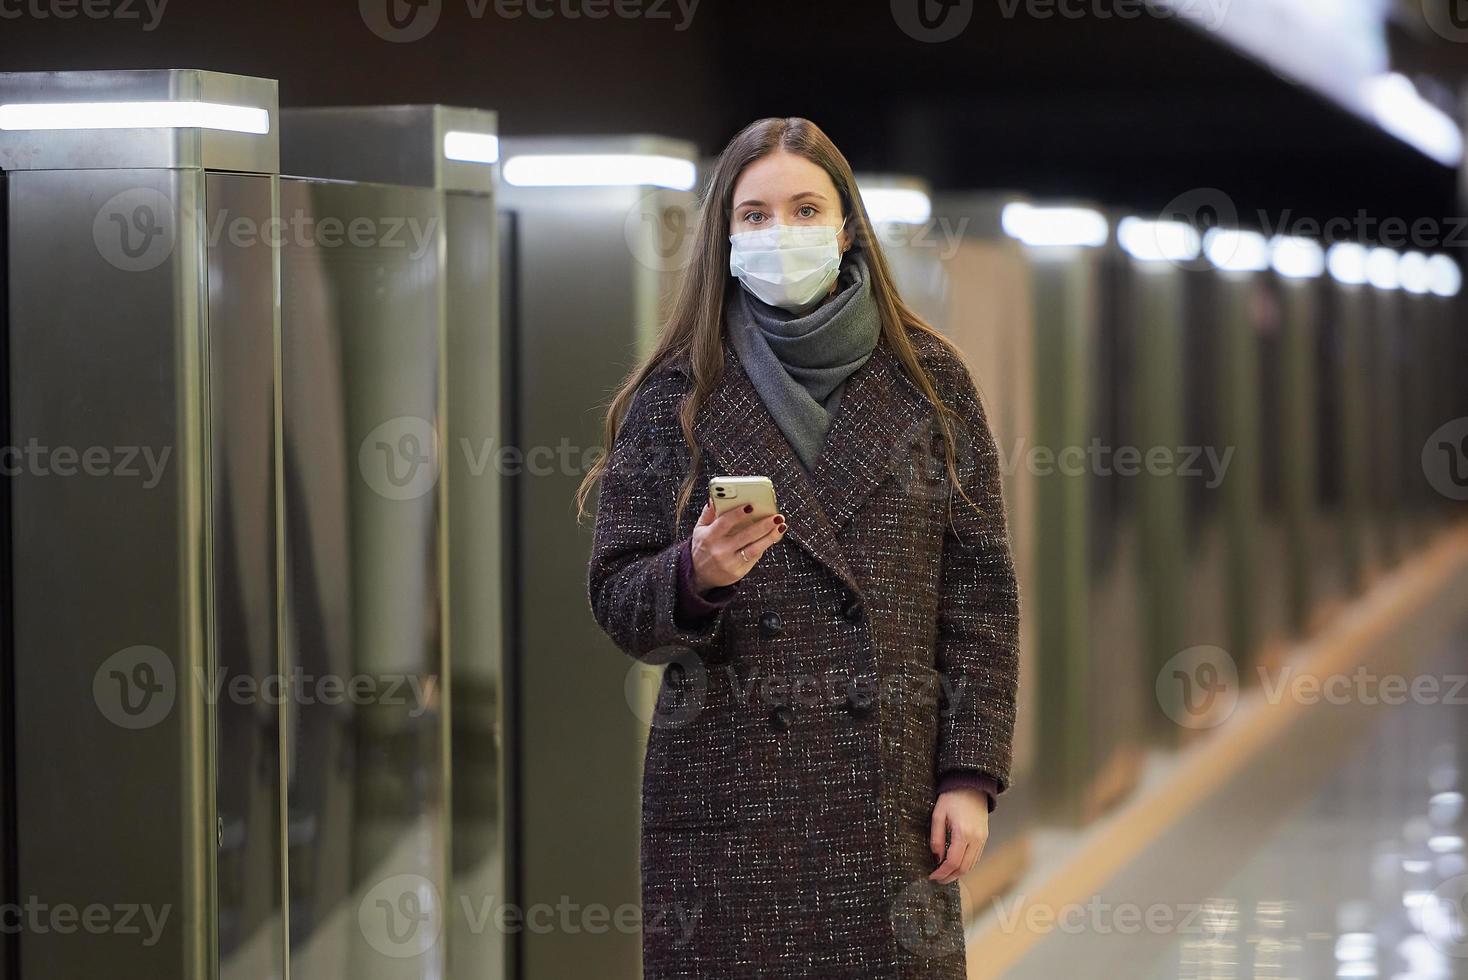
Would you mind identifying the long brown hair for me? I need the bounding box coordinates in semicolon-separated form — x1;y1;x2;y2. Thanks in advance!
573;116;982;527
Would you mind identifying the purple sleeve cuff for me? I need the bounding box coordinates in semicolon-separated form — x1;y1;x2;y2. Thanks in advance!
936;769;998;813
675;537;739;627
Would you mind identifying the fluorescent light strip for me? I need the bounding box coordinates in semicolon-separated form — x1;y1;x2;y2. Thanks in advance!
0;100;270;135
1270;235;1325;279
1327;243;1369;285
502;153;696;190
1000;203;1108;248
1427;254;1462;297
1117;217;1200;262
443;130;499;165
1203;228;1269;273
858;187;932;225
1366;246;1400;290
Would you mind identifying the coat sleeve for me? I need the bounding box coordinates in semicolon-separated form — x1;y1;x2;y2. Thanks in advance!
932;355;1021;796
586;371;732;664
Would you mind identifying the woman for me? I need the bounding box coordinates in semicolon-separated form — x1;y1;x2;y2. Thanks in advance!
579;117;1019;979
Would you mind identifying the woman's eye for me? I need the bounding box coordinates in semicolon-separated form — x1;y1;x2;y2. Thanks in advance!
744;211;765;223
797;205;817;219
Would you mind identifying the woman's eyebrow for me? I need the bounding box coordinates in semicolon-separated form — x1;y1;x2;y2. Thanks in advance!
733;190;830;210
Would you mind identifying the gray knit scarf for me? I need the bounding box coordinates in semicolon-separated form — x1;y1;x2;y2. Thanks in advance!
724;250;882;474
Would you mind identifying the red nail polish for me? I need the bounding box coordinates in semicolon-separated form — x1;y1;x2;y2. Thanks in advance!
744;504;752;512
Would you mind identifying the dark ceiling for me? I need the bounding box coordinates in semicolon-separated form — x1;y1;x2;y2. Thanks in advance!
4;0;1464;241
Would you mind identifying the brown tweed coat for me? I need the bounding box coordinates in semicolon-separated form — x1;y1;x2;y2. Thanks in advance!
586;324;1020;979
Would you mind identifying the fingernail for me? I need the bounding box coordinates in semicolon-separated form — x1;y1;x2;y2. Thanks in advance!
774;515;784;524
744;504;752;513
778;525;787;534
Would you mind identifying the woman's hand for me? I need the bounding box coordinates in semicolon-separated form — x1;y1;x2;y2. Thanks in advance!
690;498;786;591
928;788;989;884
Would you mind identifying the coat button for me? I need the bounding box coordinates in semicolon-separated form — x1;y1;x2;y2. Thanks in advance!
759;611;783;635
841;597;864;624
769;704;796;732
844;689;875;718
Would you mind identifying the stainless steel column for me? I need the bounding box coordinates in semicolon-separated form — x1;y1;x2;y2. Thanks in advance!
498;136;697;979
279;104;504;980
0;69;283;980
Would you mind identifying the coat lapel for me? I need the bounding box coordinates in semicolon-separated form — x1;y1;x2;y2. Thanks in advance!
691;331;934;597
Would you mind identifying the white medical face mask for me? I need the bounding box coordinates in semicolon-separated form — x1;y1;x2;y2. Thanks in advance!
728;219;847;313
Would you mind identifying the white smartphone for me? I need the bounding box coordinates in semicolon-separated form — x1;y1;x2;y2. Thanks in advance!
709;476;778;519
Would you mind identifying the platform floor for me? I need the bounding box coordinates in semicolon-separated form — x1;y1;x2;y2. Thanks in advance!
969;535;1468;979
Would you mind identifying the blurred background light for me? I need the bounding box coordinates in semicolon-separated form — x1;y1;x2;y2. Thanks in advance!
1362;72;1465;168
857;186;933;225
1427;255;1463;297
1204;228;1270;272
1117;217;1201;263
501;152;696;190
1000;203;1108;248
1328;242;1371;285
1366;246;1402;290
1398;251;1431;294
1270;235;1326;278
